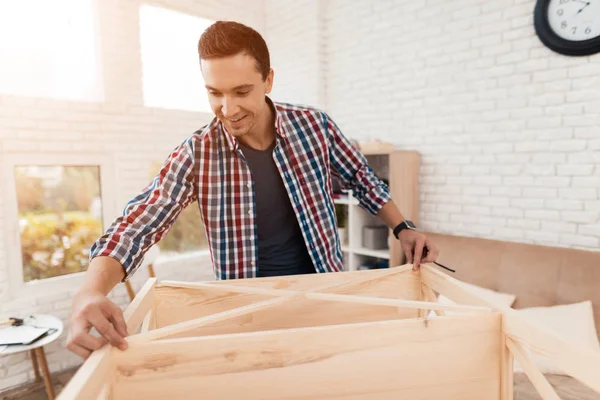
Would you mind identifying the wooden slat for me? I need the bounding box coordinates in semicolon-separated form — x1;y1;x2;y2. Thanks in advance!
128;295;296;343
158;281;491;314
56;346;113;400
141;310;155;333
500;332;514;400
112;314;502;400
205;265;411;291
123;278;157;335
506;338;561;400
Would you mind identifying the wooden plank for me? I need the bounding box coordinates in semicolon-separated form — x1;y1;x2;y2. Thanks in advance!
506;338;561;400
112;314;502;400
422;264;600;395
154;286;273;329
56;346;113;400
123;278;157;335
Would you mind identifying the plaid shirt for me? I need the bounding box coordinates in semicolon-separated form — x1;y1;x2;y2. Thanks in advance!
90;98;392;280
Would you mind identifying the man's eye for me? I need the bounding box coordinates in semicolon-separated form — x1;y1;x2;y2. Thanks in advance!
237;91;250;96
209;91;222;97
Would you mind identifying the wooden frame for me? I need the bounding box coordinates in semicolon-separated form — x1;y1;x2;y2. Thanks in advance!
58;264;600;399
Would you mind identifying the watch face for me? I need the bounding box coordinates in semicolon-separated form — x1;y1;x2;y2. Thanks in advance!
547;0;600;41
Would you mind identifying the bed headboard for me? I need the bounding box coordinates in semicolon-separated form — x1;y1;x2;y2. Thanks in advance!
425;232;600;339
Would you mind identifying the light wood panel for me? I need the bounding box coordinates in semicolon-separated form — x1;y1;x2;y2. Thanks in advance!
112;314;502;400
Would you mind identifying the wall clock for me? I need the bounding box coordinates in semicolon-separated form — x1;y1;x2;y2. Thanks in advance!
534;0;600;56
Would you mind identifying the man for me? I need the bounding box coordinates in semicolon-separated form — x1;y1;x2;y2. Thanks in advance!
66;21;439;359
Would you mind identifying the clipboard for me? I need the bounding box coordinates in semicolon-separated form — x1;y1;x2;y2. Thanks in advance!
0;325;54;346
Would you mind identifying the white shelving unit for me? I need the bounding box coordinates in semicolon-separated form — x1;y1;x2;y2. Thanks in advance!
333;145;420;272
335;191;390;271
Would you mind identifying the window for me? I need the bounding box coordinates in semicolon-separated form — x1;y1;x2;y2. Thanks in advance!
139;5;214;113
0;0;103;101
4;154;116;296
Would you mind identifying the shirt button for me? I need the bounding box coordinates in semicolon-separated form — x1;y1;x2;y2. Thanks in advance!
247;183;251;188
251;261;255;267
248;210;252;215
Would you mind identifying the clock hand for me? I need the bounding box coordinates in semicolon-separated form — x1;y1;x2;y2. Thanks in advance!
576;2;591;14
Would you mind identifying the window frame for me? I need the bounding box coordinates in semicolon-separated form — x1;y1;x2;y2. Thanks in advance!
2;153;118;300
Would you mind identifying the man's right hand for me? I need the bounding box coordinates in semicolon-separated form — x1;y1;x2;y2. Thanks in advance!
66;291;129;359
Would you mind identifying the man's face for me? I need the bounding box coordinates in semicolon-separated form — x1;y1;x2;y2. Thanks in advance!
201;53;273;138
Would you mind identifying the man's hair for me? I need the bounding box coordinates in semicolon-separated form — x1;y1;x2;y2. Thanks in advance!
198;21;270;81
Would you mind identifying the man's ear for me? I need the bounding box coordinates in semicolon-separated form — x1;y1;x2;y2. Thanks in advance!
265;68;274;94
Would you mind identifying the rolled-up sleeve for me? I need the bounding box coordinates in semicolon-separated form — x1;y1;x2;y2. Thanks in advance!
324;112;392;215
89;138;197;281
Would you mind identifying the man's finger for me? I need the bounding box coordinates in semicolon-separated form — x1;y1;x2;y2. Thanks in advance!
67;340;92;360
413;238;425;270
87;310;127;350
422;241;440;263
108;305;129;340
72;325;107;353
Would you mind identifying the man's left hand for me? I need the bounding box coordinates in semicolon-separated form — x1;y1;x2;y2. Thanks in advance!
398;230;439;271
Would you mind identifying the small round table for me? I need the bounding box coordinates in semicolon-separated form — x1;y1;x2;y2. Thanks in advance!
0;315;64;400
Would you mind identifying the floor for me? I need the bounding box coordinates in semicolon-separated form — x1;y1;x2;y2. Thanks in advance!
0;368;76;400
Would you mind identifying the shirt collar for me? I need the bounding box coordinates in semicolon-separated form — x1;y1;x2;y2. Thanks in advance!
220;95;286;153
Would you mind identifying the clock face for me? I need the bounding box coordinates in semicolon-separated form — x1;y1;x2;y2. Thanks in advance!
547;0;600;41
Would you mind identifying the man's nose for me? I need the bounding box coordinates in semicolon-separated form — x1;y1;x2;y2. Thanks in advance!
221;96;240;118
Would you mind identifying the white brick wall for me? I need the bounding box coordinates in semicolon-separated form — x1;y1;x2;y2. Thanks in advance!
266;0;326;109
269;0;600;251
0;0;263;391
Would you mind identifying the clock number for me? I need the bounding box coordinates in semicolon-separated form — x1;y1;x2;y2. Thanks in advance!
561;21;568;29
585;27;592;35
572;26;577;34
557;8;564;16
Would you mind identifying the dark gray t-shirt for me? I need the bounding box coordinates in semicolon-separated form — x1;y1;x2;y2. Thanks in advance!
239;140;316;277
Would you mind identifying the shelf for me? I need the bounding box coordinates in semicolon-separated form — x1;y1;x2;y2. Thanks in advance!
352;247;390;259
333;195;359;205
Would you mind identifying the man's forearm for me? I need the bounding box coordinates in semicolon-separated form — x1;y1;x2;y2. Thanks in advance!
78;256;126;296
376;200;406;229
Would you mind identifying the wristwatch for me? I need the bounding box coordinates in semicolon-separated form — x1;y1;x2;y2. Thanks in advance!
393;220;416;239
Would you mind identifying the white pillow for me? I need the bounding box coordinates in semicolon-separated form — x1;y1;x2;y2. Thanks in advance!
513;300;600;375
428;282;516;318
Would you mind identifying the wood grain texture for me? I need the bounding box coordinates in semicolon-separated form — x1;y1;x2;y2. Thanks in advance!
112;314;502;400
